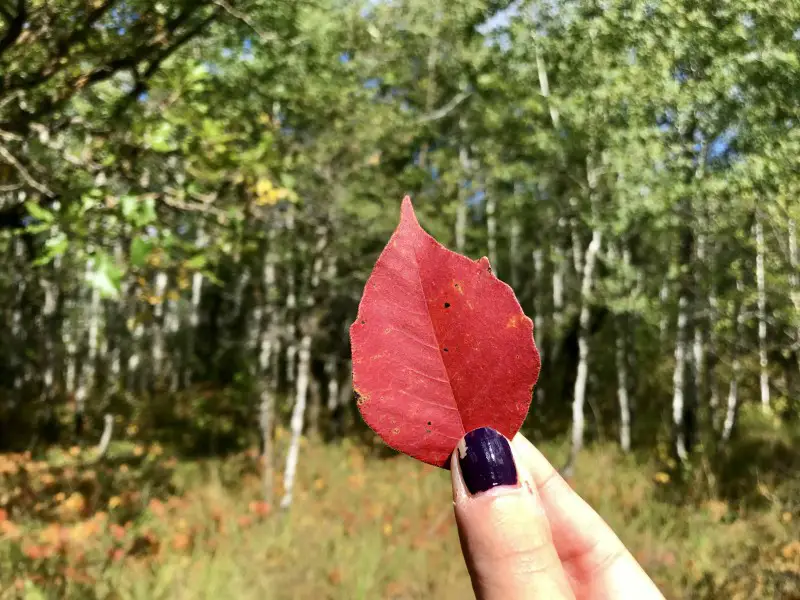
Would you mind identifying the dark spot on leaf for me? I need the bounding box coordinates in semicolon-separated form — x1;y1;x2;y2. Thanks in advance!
444;302;450;308
443;347;448;352
355;392;368;407
361;319;366;325
427;421;432;426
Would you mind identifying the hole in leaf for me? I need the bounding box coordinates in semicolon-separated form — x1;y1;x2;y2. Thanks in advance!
444;302;450;308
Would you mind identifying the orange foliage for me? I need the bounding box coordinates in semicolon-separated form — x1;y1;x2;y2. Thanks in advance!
248;500;271;518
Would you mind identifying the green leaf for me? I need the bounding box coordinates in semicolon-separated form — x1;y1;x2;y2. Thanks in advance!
32;232;69;266
26;202;54;223
86;251;123;299
145;122;177;153
130;237;153;268
185;254;208;270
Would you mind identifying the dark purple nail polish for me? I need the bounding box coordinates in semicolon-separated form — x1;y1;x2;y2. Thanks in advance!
457;427;518;495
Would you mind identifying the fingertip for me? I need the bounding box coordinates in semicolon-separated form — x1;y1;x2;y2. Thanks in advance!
450;429;574;600
450;443;469;504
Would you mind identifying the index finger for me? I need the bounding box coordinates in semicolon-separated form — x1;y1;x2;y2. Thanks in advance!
511;433;664;600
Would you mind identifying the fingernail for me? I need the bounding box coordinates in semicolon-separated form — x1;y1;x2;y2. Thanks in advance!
457;427;518;495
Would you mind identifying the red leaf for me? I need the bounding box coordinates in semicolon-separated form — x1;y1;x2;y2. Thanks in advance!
350;196;540;467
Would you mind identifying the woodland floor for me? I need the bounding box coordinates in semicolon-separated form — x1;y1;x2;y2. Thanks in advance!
1;419;798;599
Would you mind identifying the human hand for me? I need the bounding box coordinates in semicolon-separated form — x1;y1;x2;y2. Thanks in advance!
451;428;665;600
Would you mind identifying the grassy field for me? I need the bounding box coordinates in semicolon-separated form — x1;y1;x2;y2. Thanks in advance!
1;417;798;599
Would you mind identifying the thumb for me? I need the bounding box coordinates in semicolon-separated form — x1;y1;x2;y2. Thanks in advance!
451;427;575;600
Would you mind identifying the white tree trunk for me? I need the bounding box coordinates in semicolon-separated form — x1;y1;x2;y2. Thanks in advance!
509;217;521;290
552;227;566;350
108;239;126;383
672;295;689;462
692;327;705;410
76;258;101;431
184;227;206;386
570;212;583;277
151;271;169;385
790;219;800;372
258;231;278;503
280;333;312;509
534;37;560;129
62;302;77;401
566;229;602;474
721;363;740;443
532;248;545;405
325;355;339;411
127;312;145;394
693;232;706;408
280;223;329;508
708;277;720;415
755;217;770;411
616;318;631;452
11;238;26;393
258;333;275;502
486;193;497;271
722;281;744;442
285;214;298;384
95;414;114;459
40;257;60;405
659;280;669;344
455;144;470;254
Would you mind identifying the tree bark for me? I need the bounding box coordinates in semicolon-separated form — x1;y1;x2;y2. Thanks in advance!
10;237;26;394
150;270;169;389
76;257;101;436
258;227;279;503
455;135;470;254
755;216;770;411
531;247;545;405
672;294;690;462
565;228;602;476
486;192;497;271
284;212;298;384
551;224;566;363
184;227;206;387
280;222;328;508
790;218;800;373
616;315;631;452
659;280;669;344
534;39;560;129
509;216;521;291
280;332;311;509
722;279;744;442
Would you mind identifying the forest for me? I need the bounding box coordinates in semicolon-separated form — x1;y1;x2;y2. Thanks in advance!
0;0;798;598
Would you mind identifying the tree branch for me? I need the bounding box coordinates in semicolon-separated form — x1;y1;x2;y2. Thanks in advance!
417;91;471;123
212;0;275;43
160;189;227;219
111;8;220;118
0;142;54;196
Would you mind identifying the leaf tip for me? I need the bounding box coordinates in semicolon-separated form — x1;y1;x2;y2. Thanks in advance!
400;195;419;226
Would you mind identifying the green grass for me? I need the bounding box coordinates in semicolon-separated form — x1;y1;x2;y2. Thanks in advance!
1;427;798;599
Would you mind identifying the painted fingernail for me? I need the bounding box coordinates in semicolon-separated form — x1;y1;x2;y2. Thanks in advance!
457;427;518;495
